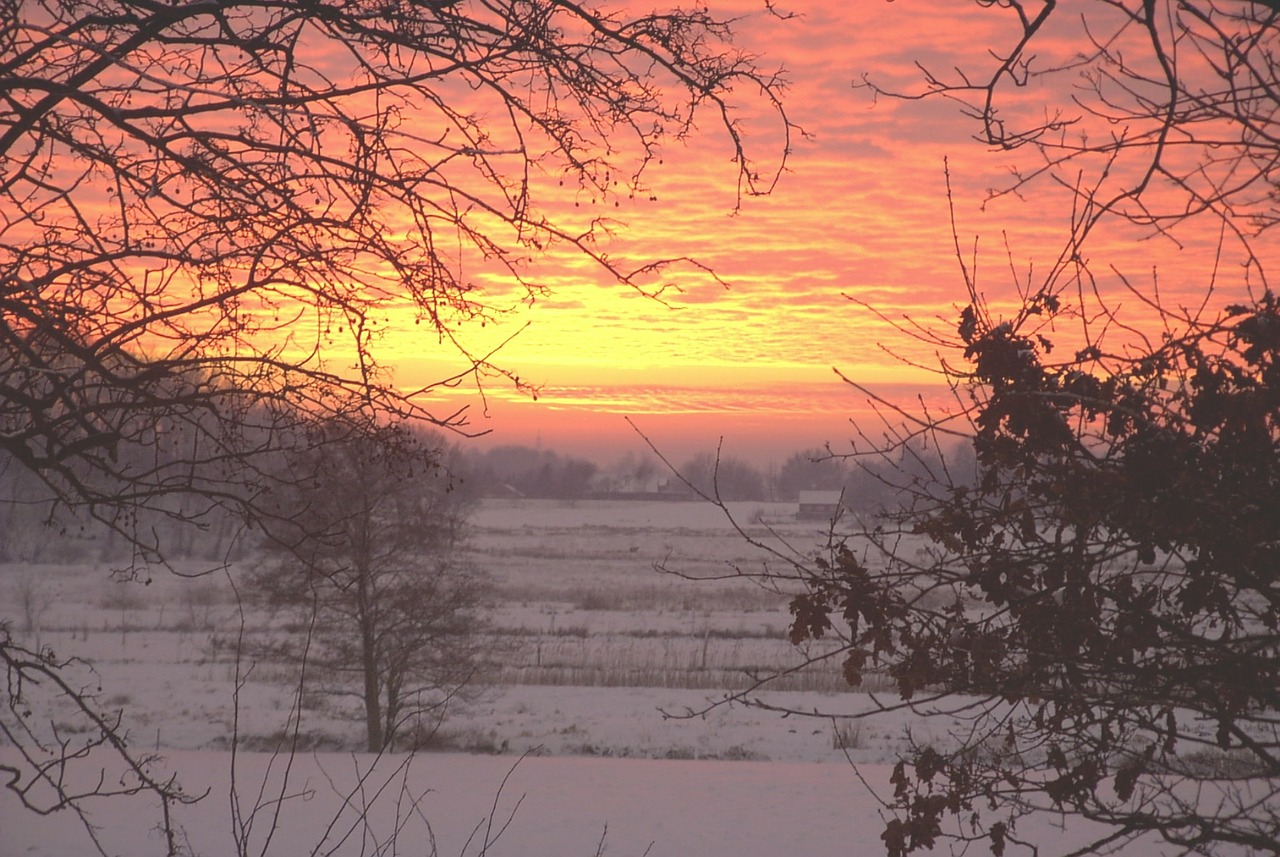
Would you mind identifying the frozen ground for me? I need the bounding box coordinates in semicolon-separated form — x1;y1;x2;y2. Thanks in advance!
1;749;878;857
2;748;1166;857
0;500;1198;855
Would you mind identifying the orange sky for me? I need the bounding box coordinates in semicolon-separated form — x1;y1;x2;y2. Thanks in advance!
363;1;1272;464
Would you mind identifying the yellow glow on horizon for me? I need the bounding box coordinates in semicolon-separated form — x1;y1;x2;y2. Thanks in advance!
308;2;1275;462
40;0;1273;460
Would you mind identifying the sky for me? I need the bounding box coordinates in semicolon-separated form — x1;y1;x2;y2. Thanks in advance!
355;2;1272;464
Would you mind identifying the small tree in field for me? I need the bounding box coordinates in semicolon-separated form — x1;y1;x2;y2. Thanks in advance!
252;423;484;753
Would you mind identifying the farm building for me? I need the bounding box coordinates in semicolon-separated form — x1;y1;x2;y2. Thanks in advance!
796;490;844;520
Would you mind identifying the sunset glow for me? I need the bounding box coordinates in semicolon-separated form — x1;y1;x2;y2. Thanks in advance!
355;0;1275;462
14;0;1270;465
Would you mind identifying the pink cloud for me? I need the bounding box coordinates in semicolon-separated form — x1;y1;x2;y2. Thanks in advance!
333;1;1279;453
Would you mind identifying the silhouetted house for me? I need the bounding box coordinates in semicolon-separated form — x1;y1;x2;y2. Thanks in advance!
797;490;843;520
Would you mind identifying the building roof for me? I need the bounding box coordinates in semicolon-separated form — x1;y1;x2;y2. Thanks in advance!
797;490;843;506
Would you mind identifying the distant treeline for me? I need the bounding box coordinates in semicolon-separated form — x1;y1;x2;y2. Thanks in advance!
663;442;978;507
455;441;978;509
0;437;976;563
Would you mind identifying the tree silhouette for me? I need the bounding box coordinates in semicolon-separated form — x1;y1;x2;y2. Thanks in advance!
784;289;1279;857
1;2;791;850
677;3;1278;854
861;0;1277;269
2;0;793;559
680;449;768;501
774;448;845;501
841;2;1279;852
251;423;484;753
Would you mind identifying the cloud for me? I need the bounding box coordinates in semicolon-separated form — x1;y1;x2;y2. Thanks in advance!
307;1;1279;447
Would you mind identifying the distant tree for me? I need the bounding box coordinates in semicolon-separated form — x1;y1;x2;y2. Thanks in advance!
838;436;976;515
680;450;767;501
524;454;597;499
467;445;597;498
774;448;845;500
602;451;663;494
549;457;599;499
252;423;484;753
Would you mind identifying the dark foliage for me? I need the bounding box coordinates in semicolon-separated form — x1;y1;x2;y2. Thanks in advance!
684;2;1279;854
793;291;1280;855
811;3;1280;850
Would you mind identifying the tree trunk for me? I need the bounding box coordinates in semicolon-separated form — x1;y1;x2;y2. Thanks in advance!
362;625;383;752
357;558;383;752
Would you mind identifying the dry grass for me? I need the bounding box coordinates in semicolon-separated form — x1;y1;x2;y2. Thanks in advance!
481;631;891;694
1;499;864;715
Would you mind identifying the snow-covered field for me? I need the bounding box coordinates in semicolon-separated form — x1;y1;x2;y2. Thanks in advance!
1;500;1183;855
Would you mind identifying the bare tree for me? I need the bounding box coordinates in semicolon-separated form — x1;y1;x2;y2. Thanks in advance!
663;3;1279;855
679;449;768;501
251;422;484;753
2;0;793;558
861;0;1277;279
774;447;845;501
2;2;791;851
0;627;202;857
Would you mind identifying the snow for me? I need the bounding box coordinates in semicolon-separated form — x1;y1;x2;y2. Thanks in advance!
0;500;1203;856
2;750;882;857
5;748;1155;857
